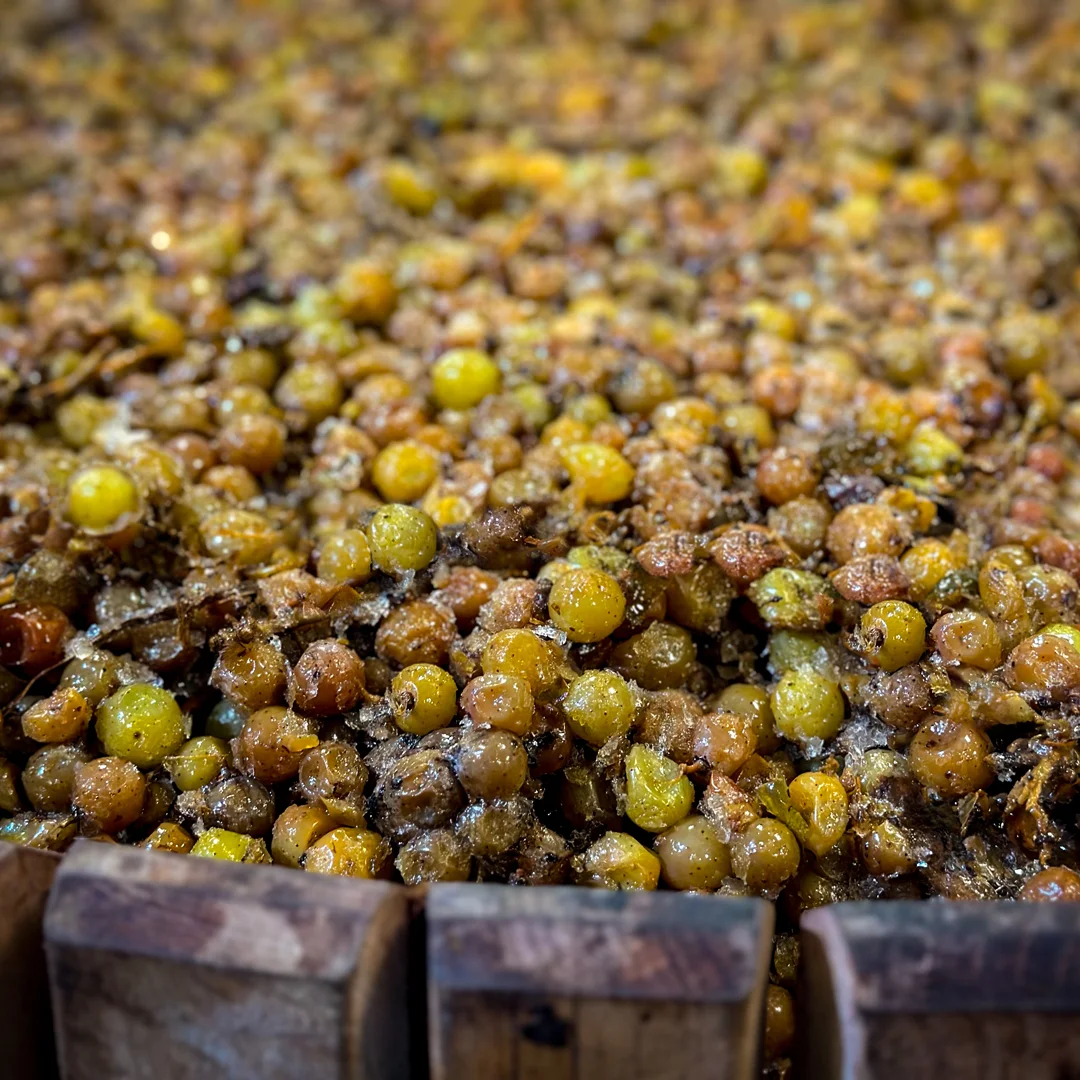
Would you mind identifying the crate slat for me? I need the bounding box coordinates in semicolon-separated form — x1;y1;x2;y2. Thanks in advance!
0;843;61;1080
44;840;411;1080
427;884;773;1080
798;900;1080;1080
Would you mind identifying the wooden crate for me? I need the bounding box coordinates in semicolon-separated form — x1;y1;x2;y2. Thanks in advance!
426;883;773;1080
0;844;61;1080
44;840;412;1080
799;900;1080;1080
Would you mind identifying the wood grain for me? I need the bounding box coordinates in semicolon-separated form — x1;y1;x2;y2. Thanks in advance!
45;840;411;1080
0;843;61;1080
427;884;773;1080
798;900;1080;1080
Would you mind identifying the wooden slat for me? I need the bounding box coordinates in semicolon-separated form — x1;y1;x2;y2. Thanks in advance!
45;840;411;1080
427;884;774;1080
0;843;61;1080
798;900;1080;1080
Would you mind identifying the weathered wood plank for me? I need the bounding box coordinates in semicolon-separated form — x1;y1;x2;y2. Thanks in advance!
427;884;773;1080
0;843;61;1080
45;840;411;1080
798;900;1080;1080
